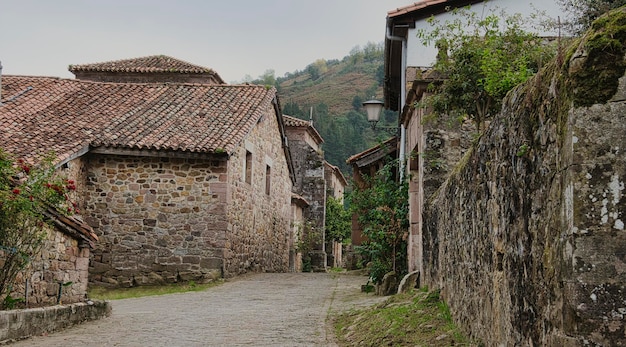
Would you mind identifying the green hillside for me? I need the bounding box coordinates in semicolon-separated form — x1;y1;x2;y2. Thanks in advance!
250;43;398;175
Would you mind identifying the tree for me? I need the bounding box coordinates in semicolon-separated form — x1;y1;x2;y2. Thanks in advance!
348;159;409;284
252;69;277;88
0;150;75;308
417;8;555;130
325;196;351;242
559;0;626;35
283;101;305;119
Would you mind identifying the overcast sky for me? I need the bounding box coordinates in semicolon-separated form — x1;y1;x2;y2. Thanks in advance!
0;0;411;83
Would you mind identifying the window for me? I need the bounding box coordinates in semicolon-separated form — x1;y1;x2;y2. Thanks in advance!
245;151;252;184
265;165;271;195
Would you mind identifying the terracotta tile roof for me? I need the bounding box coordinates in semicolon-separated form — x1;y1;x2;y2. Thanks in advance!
283;114;310;127
324;161;348;187
0;75;276;164
68;55;216;74
283;114;324;145
387;0;447;17
44;208;98;247
346;137;398;165
387;0;483;19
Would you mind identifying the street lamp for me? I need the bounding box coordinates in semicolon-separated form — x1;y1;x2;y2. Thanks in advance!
363;99;397;135
363;99;384;129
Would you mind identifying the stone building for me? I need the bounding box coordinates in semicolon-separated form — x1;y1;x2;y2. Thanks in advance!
0;56;295;287
283;115;348;271
289;193;309;272
283;115;327;271
324;161;348;268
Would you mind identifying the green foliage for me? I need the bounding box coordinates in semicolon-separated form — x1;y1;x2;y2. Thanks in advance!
0;150;75;309
325;196;351;242
88;280;223;300
293;220;321;272
2;294;23;310
348;160;408;284
516;143;529;157
559;0;626;35
417;7;555;130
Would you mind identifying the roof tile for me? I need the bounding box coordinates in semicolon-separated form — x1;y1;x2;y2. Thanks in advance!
0;76;275;163
68;55;216;74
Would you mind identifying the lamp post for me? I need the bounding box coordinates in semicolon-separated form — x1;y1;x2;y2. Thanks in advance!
363;99;397;135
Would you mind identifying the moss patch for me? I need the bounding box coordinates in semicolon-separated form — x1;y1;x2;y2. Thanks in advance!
333;288;478;346
568;7;626;107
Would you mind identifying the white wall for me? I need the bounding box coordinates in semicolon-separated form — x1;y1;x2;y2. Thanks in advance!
405;0;565;68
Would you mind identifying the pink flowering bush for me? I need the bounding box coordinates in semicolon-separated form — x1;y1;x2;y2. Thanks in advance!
0;149;76;308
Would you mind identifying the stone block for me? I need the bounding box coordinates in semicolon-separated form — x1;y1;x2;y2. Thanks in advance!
376;271;398;296
182;255;200;264
200;257;223;269
397;271;421;294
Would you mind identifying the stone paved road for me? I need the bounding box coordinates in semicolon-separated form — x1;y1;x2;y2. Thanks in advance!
11;272;385;347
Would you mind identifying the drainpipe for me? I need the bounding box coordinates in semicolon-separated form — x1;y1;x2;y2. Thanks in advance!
386;24;407;180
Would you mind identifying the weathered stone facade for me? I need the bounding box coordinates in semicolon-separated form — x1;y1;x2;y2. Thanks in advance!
80;101;292;286
284;117;327;271
83;154;227;286
290;195;308;272
224;111;292;276
417;9;626;345
8;227;91;307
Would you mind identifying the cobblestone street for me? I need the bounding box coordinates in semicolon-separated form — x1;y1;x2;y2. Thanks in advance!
11;272;384;346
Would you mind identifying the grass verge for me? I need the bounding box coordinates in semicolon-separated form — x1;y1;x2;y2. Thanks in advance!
333;288;479;346
88;280;223;300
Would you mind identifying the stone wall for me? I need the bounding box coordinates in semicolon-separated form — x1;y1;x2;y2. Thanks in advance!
421;10;626;345
0;301;110;343
8;227;91;307
224;105;292;277
84;154;228;286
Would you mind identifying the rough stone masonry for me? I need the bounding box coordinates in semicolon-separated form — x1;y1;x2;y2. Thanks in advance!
422;7;626;346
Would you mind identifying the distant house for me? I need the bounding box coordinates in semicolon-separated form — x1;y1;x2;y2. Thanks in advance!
0;56;295;287
283;115;348;270
324;161;347;202
289;193;309;272
283;115;327;271
323;161;348;268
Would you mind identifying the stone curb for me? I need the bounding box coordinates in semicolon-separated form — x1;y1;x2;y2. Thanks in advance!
0;300;111;344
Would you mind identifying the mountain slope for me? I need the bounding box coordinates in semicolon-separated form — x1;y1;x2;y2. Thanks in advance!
262;43;397;174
